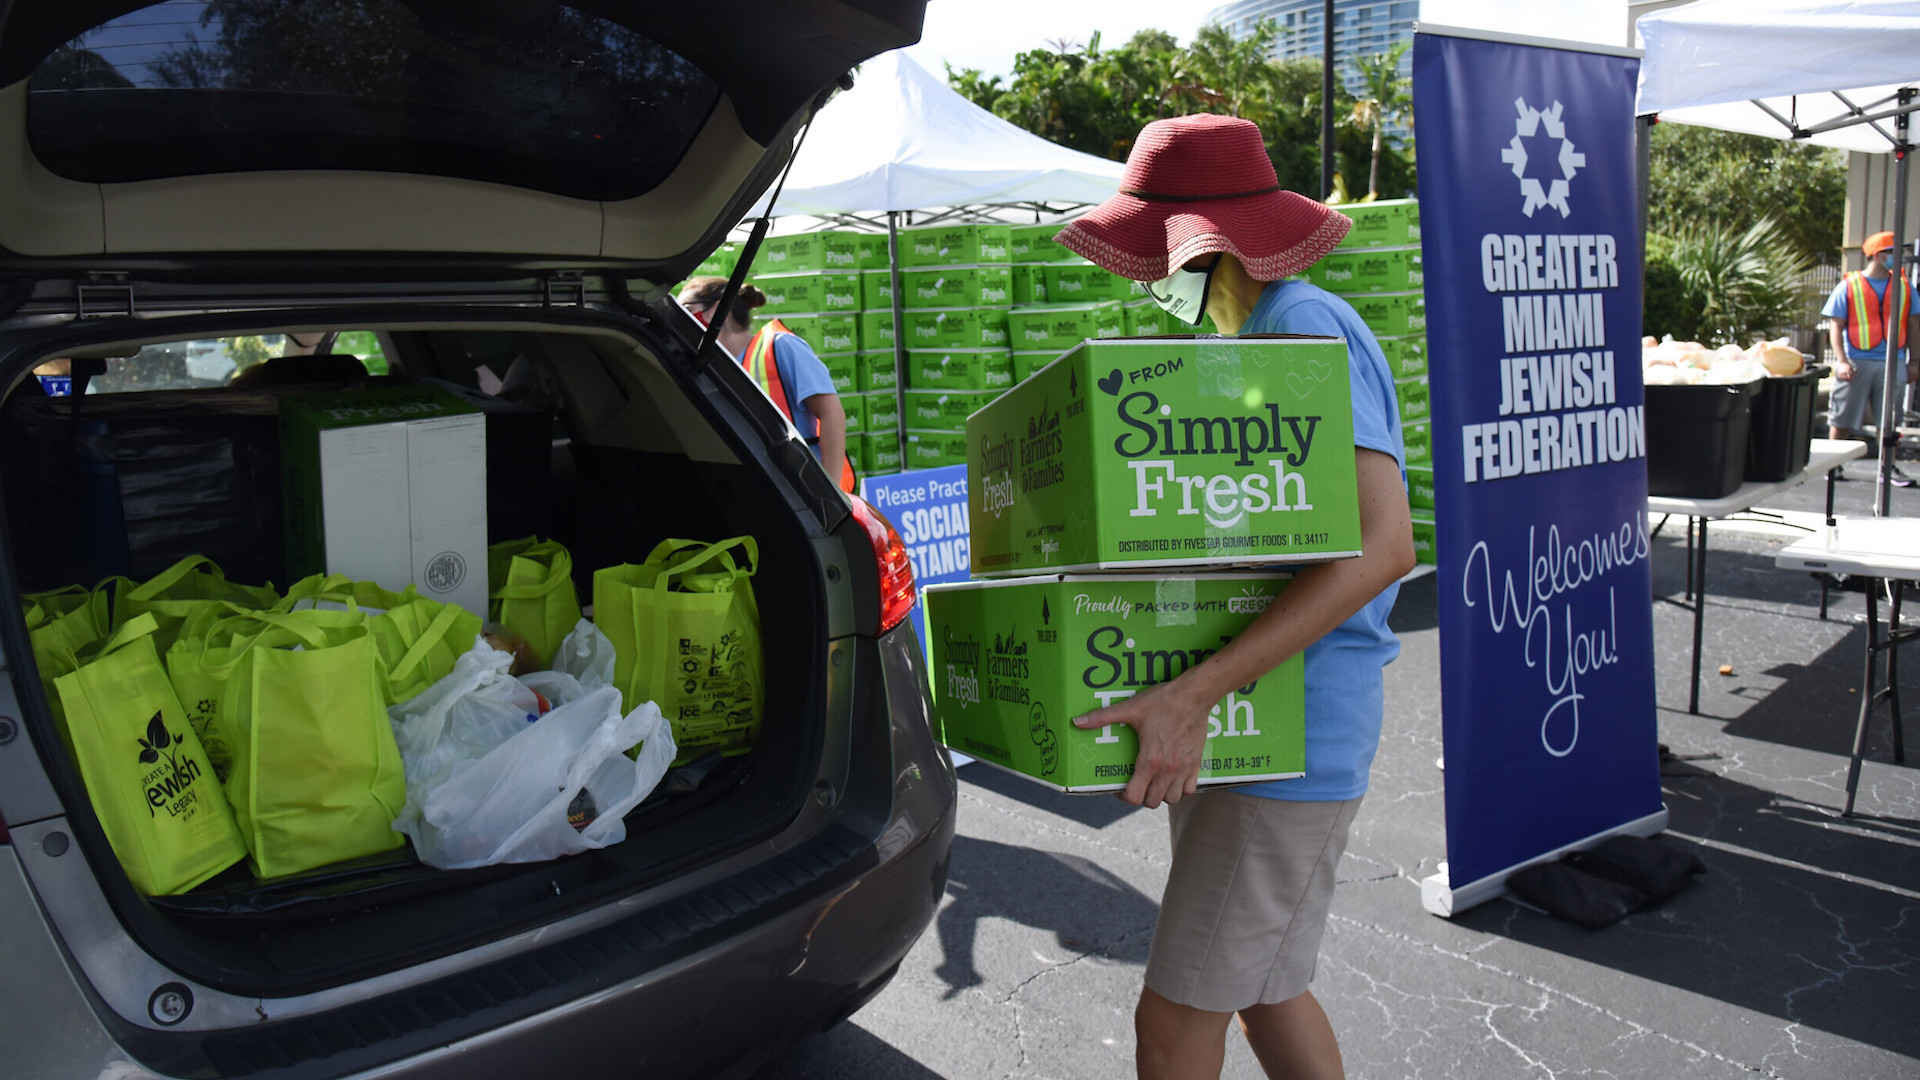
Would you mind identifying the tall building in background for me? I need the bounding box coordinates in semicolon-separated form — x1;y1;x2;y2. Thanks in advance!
1204;0;1418;140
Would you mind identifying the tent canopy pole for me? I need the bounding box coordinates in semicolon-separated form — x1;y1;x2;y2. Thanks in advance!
888;211;909;453
1876;87;1912;517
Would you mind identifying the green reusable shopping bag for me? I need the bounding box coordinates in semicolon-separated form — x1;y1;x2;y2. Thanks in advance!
488;537;582;669
25;585;112;758
164;601;301;785
275;573;415;614
274;575;477;704
215;608;407;878
593;537;764;762
109;556;279;655
54;615;247;895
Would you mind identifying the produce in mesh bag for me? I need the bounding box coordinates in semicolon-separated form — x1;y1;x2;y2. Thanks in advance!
1641;334;1803;385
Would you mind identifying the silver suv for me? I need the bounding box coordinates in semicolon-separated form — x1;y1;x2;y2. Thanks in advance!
0;3;955;1078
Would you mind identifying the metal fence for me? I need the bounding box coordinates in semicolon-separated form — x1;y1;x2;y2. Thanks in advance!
1793;261;1843;361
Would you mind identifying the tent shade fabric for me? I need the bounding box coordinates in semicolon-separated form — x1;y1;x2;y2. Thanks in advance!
1635;0;1920;152
754;51;1126;217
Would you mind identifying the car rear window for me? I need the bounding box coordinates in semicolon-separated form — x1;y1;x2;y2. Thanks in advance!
25;0;723;201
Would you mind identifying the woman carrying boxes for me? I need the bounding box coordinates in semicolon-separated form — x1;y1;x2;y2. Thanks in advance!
1055;114;1416;1080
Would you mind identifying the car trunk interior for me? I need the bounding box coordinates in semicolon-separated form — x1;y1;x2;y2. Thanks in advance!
1;315;832;995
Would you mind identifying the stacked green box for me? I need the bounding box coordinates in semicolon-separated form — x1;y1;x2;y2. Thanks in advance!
864;389;901;434
1009;222;1078;264
904;430;969;469
857;351;899;393
1122;298;1169;337
1402;421;1431;465
1306;247;1422;294
1011;265;1049;305
1006;301;1126;354
1378;335;1427;380
775;312;859;355
757;272;861;315
891;266;1013;309
1409;513;1436;565
1395;378;1429;425
860;308;1010;351
904;389;998;432
692;242;739;278
897;223;1012;267
840;392;867;436
1012;352;1055;383
1405;464;1435;511
862;431;902;473
1042;262;1138;303
757;232;843;274
821;352;857;394
1346;292;1426;338
908;349;1015;391
1335;198;1420;249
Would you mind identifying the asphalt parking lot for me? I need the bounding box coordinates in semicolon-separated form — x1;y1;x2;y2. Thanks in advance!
759;465;1920;1080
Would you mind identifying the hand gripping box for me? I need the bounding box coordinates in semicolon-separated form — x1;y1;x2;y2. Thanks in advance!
281;385;488;616
968;337;1362;576
925;574;1306;792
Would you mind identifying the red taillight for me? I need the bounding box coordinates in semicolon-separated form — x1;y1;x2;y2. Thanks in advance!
849;496;917;634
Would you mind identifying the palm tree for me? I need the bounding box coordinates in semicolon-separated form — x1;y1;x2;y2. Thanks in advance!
1348;42;1411;201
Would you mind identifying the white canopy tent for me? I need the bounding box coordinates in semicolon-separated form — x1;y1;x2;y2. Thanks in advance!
1636;0;1920;513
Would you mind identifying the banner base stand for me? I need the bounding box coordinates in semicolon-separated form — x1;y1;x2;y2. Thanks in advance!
1420;806;1670;917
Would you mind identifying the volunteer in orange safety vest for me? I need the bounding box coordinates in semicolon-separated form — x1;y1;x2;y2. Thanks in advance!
1822;231;1920;486
678;277;856;493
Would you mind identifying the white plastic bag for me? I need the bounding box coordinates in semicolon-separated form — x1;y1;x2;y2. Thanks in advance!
393;686;676;870
388;637;542;791
552;617;617;690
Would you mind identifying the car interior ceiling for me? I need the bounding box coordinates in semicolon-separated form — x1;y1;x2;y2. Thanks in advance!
1;320;827;989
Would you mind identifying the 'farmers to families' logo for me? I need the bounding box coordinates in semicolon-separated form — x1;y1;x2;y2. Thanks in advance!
1500;97;1585;218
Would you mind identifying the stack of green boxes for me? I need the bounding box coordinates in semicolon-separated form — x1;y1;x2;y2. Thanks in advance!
1007;223;1137;384
879;223;1016;471
1311;198;1434;564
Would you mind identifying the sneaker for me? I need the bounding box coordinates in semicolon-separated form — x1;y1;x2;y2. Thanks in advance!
1889;464;1917;488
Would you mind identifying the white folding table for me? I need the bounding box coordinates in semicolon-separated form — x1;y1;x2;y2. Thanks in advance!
1775;517;1919;816
1647;439;1869;714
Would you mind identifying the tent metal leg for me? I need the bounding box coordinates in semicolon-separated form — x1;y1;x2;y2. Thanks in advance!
1689;516;1707;715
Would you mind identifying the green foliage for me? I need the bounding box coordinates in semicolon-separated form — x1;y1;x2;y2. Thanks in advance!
1648;123;1846;262
1653;218;1811;345
947;22;1414;201
1348;42;1411;200
227;336;276;374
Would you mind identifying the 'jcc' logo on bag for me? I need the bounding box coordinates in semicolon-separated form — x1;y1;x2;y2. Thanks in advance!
135;712;204;819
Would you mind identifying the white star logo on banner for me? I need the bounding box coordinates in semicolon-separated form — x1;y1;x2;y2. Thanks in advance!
1500;97;1585;218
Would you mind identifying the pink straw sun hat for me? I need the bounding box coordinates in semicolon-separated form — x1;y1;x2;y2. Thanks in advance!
1054;114;1351;282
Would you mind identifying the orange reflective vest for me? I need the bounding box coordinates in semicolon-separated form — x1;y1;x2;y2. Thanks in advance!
743;319;858;493
1842;271;1912;353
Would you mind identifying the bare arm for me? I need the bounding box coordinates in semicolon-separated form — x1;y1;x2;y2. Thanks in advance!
1071;447;1416;808
805;392;849;481
1829;318;1851;380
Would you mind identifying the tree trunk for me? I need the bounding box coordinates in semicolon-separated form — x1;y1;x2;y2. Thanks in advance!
1369;121;1383;200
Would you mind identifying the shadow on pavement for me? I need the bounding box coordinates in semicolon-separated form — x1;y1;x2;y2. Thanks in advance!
1454;767;1920;1060
957;759;1142;829
931;834;1159;998
751;1019;949;1080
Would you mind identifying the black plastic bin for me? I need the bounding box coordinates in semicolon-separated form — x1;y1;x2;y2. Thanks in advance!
1744;365;1828;482
1645;381;1758;499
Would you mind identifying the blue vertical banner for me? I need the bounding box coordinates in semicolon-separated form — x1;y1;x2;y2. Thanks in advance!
1412;29;1666;914
860;464;972;651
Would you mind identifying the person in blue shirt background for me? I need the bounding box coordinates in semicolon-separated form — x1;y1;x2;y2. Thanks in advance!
1821;231;1919;486
678;277;851;489
1056;114;1414;1080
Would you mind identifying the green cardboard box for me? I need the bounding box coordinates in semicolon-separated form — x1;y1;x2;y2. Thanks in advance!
1123;298;1170;337
692;242;738;279
905;388;1001;432
1307;246;1423;294
1406;464;1435;511
860;308;1011;351
864;430;902;473
1403;421;1431;464
863;389;902;434
1009;222;1079;264
1006;302;1126;354
898;223;1012;267
925;574;1307;792
1043;262;1138;303
858;269;891;311
1013;351;1056;383
909;348;1016;391
858;350;900;393
1378;334;1427;379
1334;198;1420;249
774;312;859;354
841;231;888;270
756;232;852;274
968;337;1362;576
905;429;970;469
281;385;489;616
1347;291;1426;338
1011;264;1049;305
1410;512;1436;564
840;392;867;436
756;272;860;315
903;266;1013;309
821;351;857;394
1395;377;1430;424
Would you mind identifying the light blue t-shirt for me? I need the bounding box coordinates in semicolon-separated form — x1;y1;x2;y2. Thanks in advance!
1235;279;1405;802
769;332;839;462
1822;273;1917;363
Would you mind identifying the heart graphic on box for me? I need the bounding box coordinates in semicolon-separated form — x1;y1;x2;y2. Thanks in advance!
1097;369;1123;395
1286;372;1314;399
1217;374;1246;397
1307;358;1334;383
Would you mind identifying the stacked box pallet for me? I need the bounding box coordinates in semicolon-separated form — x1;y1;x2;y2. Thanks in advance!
1319;198;1433;560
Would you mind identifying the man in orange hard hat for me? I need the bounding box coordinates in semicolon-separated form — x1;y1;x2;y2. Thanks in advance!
1822;231;1919;486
